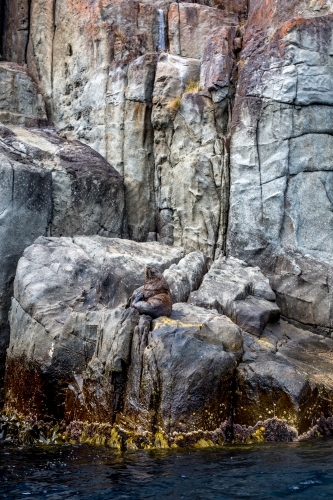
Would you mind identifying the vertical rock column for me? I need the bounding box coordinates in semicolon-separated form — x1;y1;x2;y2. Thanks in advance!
152;2;240;258
227;0;333;332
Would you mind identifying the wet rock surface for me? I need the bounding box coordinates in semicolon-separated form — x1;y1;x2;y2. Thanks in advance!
121;303;243;436
235;320;333;436
5;236;184;419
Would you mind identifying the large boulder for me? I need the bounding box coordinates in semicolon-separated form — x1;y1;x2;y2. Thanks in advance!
121;303;243;436
5;236;185;419
0;125;126;238
272;249;333;335
189;257;280;335
5;235;246;443
234;320;333;437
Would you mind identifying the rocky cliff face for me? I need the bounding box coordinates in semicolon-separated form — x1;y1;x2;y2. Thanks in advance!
228;0;333;334
1;0;333;447
0;61;126;405
2;0;247;255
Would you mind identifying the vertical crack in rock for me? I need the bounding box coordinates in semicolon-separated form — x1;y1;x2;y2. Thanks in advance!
49;0;57;120
0;0;7;60
24;0;31;64
255;111;263;224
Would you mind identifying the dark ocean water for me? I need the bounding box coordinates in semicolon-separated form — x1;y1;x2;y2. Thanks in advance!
1;439;333;500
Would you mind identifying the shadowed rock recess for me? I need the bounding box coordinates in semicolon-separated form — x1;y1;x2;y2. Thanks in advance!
1;0;333;449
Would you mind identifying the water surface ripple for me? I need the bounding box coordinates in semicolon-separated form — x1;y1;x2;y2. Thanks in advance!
1;439;333;499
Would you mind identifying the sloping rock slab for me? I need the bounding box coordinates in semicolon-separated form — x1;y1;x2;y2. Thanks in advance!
189;257;280;336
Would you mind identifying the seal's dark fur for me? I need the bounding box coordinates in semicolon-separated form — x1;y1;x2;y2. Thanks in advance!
132;266;172;319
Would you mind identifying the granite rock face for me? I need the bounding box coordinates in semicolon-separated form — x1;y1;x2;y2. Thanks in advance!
227;3;333;332
0;62;126;404
5;236;333;447
0;62;46;123
2;0;245;253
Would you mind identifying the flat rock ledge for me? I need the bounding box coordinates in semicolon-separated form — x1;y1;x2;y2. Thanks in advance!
2;237;333;449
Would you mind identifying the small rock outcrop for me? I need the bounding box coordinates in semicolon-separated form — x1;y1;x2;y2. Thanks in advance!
163;251;208;303
189;257;280;336
272;249;333;336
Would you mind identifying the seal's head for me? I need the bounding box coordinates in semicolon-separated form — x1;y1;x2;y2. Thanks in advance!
145;266;162;281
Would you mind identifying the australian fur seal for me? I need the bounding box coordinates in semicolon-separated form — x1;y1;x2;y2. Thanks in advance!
132;266;172;319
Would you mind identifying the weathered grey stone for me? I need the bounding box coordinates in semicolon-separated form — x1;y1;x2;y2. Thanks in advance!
235;320;333;435
0;62;46;121
200;26;237;93
0;122;126;239
271;249;333;335
189;257;280;336
168;2;237;59
163;251;208;303
153;53;201;104
152;53;232;257
227;13;333;331
122;302;242;434
6;236;184;418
